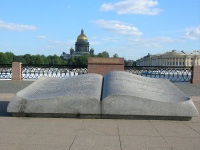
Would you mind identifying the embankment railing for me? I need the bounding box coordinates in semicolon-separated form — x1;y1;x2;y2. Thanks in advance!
125;66;192;82
0;64;194;82
0;64;12;79
22;64;87;79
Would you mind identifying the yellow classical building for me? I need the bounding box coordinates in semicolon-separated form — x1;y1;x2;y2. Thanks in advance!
136;50;200;66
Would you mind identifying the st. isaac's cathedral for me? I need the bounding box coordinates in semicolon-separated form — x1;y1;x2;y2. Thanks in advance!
62;29;94;60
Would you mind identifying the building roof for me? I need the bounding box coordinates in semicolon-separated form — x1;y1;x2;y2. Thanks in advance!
162;50;185;56
162;50;200;56
188;50;200;55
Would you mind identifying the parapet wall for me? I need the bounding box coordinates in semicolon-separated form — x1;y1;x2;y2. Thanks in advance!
12;62;22;80
87;58;124;76
192;65;200;84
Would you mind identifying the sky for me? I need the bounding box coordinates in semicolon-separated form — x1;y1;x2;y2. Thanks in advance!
0;0;200;60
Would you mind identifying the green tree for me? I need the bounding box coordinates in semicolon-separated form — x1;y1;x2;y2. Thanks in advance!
34;55;45;65
113;54;119;58
67;56;75;65
13;55;26;63
97;51;109;58
47;55;66;65
47;55;55;65
77;54;90;65
0;52;68;65
5;52;15;63
102;51;109;58
24;54;34;64
0;52;9;64
41;55;49;64
124;59;136;66
67;54;90;65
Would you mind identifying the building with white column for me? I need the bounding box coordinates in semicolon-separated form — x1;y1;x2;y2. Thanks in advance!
136;50;200;66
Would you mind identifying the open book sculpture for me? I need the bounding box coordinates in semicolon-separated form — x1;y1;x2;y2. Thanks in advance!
7;71;198;120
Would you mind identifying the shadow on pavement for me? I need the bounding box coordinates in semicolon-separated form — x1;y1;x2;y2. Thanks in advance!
0;101;12;117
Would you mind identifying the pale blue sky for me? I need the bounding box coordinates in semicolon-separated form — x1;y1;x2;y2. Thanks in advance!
0;0;200;60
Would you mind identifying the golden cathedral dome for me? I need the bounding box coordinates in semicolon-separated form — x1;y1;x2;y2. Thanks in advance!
77;29;88;41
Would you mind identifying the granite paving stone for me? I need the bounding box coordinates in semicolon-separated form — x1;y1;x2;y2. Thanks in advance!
122;148;173;150
0;133;34;144
25;133;76;145
70;145;122;150
150;120;200;137
117;120;160;136
184;122;200;134
18;144;69;150
0;143;20;150
190;101;200;123
120;135;170;149
78;119;118;136
33;118;84;135
73;135;120;147
164;137;200;150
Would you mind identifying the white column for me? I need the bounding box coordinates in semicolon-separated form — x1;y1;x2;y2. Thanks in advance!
177;58;179;66
182;58;184;66
195;57;197;65
189;58;191;66
167;58;169;66
174;58;176;66
166;58;168;66
164;58;165;66
170;58;172;66
184;58;187;66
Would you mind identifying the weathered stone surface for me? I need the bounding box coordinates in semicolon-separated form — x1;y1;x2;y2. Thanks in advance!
102;71;199;117
7;71;199;119
7;74;102;115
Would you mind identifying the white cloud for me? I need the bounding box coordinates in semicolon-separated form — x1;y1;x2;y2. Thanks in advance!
0;20;37;31
37;35;46;39
127;36;176;48
89;36;97;40
182;26;200;40
46;45;54;49
50;40;66;45
103;36;120;42
90;41;102;46
100;0;162;15
45;40;75;51
93;20;142;36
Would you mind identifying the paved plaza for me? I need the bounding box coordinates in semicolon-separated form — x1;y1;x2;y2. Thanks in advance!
0;81;200;150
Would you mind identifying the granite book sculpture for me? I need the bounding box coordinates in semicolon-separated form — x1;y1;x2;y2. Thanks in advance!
7;71;199;120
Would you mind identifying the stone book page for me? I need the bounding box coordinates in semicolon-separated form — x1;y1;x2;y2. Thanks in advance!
21;74;103;100
102;71;188;102
7;74;103;115
101;71;198;117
